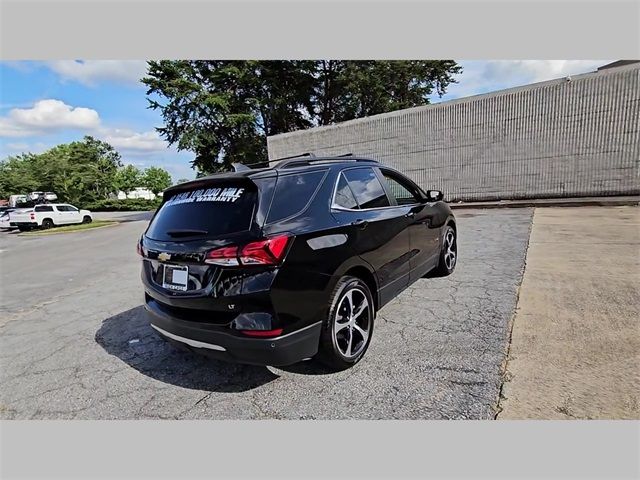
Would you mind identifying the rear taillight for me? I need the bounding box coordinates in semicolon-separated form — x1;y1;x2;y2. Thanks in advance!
136;239;143;256
239;235;290;265
205;235;291;266
241;328;283;338
30;213;35;220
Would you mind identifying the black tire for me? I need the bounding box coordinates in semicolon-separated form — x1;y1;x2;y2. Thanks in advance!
318;275;375;370
41;218;54;229
432;225;457;277
82;216;92;224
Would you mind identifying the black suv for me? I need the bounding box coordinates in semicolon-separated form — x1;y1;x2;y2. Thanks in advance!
139;156;457;370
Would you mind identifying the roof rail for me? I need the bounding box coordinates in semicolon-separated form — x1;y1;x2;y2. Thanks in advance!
268;152;316;163
276;156;378;169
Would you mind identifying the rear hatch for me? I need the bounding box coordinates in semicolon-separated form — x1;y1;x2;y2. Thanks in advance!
141;176;278;316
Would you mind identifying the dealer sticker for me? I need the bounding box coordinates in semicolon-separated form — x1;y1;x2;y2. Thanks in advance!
165;187;245;207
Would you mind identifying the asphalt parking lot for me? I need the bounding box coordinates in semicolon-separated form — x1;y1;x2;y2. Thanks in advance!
0;209;533;419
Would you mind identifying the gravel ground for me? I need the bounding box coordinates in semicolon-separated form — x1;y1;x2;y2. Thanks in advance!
0;208;533;419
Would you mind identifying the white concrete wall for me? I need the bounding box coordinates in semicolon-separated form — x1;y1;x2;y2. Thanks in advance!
268;64;640;201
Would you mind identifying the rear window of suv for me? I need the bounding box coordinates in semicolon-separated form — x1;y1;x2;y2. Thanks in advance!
146;183;257;241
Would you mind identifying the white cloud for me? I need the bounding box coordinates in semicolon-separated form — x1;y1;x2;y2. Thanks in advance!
99;128;167;152
0;141;53;158
44;60;148;87
5;142;30;150
437;60;611;101
484;60;605;83
0;99;167;154
0;99;100;137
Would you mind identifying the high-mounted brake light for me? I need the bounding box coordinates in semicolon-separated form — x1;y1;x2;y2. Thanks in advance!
241;328;283;338
205;235;291;267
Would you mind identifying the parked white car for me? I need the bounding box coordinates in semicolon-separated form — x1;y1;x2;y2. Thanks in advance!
27;191;58;202
9;204;93;231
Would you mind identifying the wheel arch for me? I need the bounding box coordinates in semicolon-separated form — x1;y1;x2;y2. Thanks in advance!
343;265;379;312
445;215;456;231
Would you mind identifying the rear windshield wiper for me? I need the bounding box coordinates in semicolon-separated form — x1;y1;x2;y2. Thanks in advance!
165;229;209;237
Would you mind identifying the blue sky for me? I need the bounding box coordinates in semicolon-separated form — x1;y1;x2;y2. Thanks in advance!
0;60;610;181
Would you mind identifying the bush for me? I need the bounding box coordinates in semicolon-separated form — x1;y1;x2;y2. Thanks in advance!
83;198;162;211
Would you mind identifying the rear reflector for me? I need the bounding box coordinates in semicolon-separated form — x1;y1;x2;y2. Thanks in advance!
240;328;283;338
205;235;291;266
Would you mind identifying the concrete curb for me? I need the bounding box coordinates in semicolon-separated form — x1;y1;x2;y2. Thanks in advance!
449;196;640;210
17;222;120;237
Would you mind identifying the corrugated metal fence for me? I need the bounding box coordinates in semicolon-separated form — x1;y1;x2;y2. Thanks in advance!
267;64;640;201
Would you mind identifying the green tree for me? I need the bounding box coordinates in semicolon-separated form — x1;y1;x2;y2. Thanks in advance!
0;153;40;198
0;136;122;205
142;60;461;173
315;60;462;124
142;166;172;194
114;165;142;194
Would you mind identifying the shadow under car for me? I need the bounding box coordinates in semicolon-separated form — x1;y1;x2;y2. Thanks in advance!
95;305;335;393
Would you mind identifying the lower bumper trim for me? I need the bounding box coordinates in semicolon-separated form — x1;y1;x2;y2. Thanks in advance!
150;324;226;351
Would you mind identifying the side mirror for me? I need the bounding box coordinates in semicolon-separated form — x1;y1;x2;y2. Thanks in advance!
427;190;444;202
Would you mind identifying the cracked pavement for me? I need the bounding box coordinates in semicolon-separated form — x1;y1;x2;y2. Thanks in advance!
0;208;533;419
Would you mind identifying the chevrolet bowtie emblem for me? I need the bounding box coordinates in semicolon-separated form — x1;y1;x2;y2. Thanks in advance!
158;252;171;262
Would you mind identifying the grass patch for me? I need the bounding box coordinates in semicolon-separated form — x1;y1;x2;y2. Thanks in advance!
20;220;118;235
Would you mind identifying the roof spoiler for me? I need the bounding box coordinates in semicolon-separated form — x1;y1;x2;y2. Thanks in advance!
231;162;252;172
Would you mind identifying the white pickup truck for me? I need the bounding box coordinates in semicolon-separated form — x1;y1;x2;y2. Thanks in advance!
9;204;93;231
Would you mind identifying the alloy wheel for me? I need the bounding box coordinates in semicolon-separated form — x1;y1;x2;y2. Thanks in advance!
333;287;371;359
444;230;456;270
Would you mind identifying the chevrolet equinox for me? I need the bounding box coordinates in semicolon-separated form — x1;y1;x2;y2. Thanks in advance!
138;155;457;370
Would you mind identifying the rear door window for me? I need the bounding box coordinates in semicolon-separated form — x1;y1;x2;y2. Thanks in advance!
34;205;54;212
342;168;390;209
266;170;327;224
146;183;257;241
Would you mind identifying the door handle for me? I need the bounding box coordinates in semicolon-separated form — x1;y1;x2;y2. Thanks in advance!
404;212;415;219
351;219;369;230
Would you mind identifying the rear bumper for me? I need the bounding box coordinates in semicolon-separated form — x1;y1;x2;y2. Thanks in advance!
144;298;322;366
10;222;37;227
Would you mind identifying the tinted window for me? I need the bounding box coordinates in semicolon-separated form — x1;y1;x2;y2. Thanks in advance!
266;170;326;223
343;168;390;209
381;172;421;206
146;183;257;241
334;173;359;209
55;205;69;212
35;205;54;212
